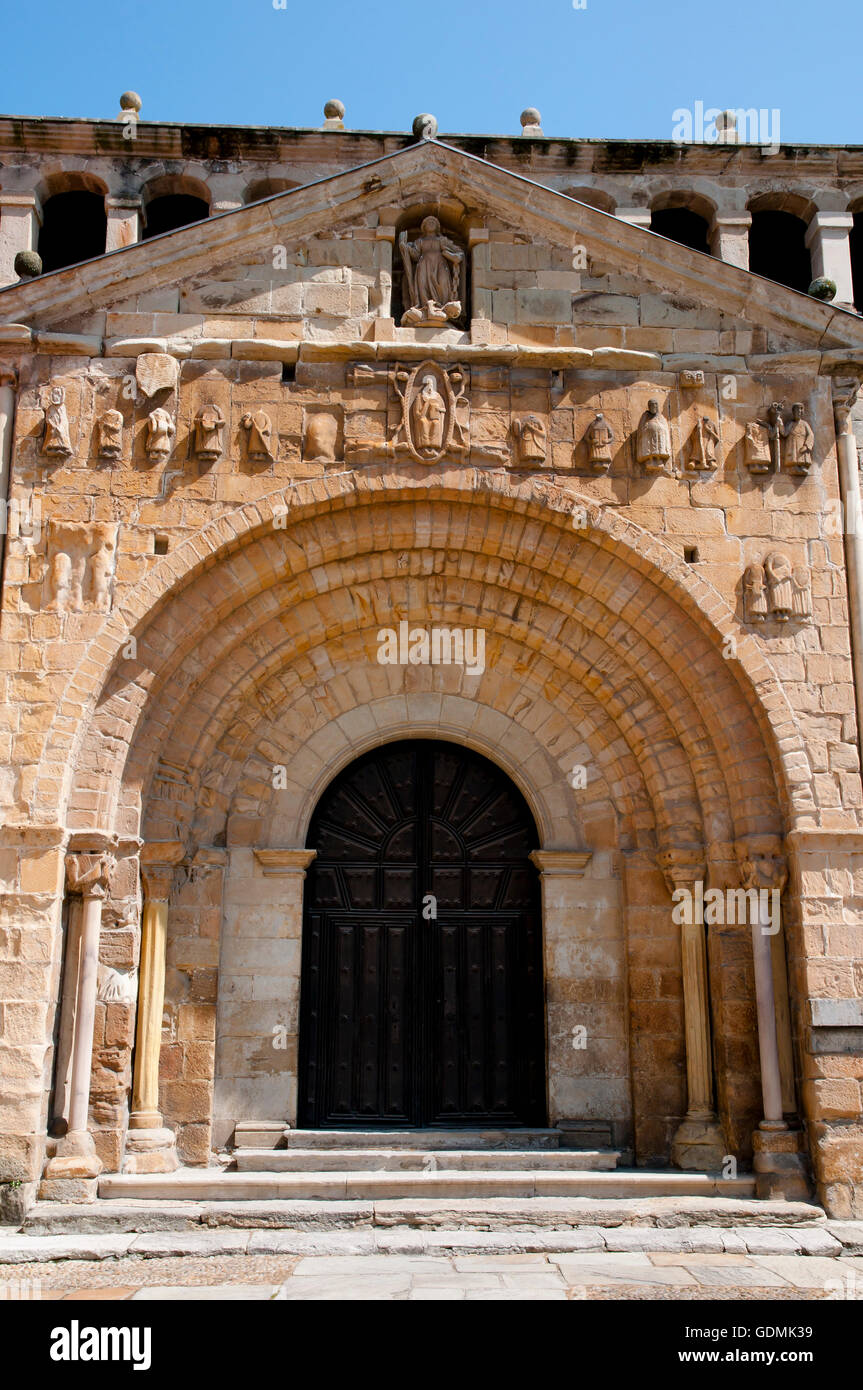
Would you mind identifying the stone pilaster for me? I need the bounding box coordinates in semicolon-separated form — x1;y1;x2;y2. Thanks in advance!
805;212;855;308
104;196;142;251
40;849;114;1202
0;193;41;285
736;836;809;1200
832;375;863;768
658;847;726;1171
709;212;751;269
123;842;185;1173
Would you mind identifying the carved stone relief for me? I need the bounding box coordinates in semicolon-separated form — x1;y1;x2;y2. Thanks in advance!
303;409;341;463
636;399;672;472
391;361;468;462
43;386;73;458
97;409;124;461
743;551;812;623
584;411;615;472
687;415;720;471
241;409;274;464
46;523;119;613
511;414;547;465
744;402;814;476
146;407;175;463
194;403;225;463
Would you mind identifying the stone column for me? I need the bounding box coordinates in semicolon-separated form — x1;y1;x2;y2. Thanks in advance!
736;836;809;1199
105;196;142;251
658;848;726;1170
709;212;752;269
40;850;114;1201
0;361;18;579
372;223;396;336
833;376;863;763
0;194;41;286
123;842;185;1173
805;212;855;308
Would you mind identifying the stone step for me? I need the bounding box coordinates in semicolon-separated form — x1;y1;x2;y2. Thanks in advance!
24;1193;829;1237
279;1128;564;1151
99;1168;756;1203
233;1148;620;1173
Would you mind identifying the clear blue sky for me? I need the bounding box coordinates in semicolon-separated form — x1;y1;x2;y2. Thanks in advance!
3;0;861;144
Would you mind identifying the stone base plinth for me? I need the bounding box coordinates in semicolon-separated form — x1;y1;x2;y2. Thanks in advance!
671;1115;726;1172
122;1126;179;1174
753;1124;810;1201
38;1176;99;1203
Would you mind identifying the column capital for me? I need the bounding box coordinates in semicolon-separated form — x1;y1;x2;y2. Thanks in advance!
805;210;855;247
140;840;185;901
735;834;787;892
65;851;114;899
105;195;143;212
528;849;592;876
254;847;317;876
657;845;706;894
831;373;862;436
710;211;752;230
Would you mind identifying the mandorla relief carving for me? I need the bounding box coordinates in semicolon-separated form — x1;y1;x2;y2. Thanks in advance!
398;217;466;327
46;523;119;614
241;409;275;463
42;385;73;458
636;398;672;471
392;361;469;462
745;402;814;476
743;551;812;623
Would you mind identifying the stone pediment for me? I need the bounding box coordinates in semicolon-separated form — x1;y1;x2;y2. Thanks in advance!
2;138;863;356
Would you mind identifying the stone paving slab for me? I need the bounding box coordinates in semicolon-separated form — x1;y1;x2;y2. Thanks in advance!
131;1285;279;1300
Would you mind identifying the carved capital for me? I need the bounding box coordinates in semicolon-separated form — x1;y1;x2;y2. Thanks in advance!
657;846;706;896
735;835;787;893
529;850;592;877
0;360;18;390
832;375;862;437
140;840;185;902
254;848;317;877
65;851;114;899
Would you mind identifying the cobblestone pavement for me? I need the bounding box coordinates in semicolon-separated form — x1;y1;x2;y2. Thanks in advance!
2;1227;862;1300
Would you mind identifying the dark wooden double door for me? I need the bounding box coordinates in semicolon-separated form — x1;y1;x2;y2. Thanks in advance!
298;741;546;1128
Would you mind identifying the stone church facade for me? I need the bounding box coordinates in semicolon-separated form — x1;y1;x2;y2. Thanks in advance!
1;106;862;1221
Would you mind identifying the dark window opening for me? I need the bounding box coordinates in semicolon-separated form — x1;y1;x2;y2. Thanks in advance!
154;536;169;555
143;195;209;239
684;546;699;564
37;191;107;272
748;211;811;293
281;361;295;384
650;207;711;256
851;214;863;312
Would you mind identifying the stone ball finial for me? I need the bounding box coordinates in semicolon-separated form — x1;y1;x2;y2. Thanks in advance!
520;107;542;131
716;110;739;144
119;91;142;113
809;276;837;302
14;250;42;280
412;113;438;140
324;99;345;120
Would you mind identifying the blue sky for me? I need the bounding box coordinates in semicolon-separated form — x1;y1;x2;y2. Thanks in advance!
3;0;861;144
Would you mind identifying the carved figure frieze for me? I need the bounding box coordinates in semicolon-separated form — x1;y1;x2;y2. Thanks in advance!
194;403;225;462
687;415;720;471
241;409;274;463
398;217;466;327
146;407;175;463
43;386;73;458
743;551;811;623
391;361;468;463
584;411;615;472
97;408;124;461
636;399;672;472
511;414;547;465
46;523;119;614
744;402;814;476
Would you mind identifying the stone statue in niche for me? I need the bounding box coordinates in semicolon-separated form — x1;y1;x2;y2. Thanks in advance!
303;410;339;463
636;399;672;471
194;403;225;462
744;551;811;623
784;402;815;476
146;407;175;462
97;408;124;460
511;414;547;465
744;420;771;473
398;217;466;327
585;411;614;471
43;386;73;458
241;409;274;463
688;415;720;471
